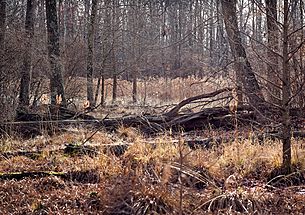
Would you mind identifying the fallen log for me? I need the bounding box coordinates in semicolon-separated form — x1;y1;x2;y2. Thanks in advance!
0;171;65;180
164;87;234;117
0;142;134;160
0;170;100;183
1;88;304;138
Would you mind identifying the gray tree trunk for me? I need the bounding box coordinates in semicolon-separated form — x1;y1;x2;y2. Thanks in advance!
45;0;66;106
281;0;292;172
111;0;118;103
0;0;6;111
266;0;281;105
19;0;35;107
256;0;263;43
220;0;265;108
86;0;98;108
0;0;5;49
101;75;105;106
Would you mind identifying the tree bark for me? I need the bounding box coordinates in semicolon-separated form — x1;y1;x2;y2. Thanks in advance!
94;76;101;106
132;72;137;103
87;0;98;108
266;0;281;105
220;0;265;109
255;0;263;43
45;0;66;106
101;75;105;106
111;0;117;104
0;0;5;49
19;0;35;107
112;74;117;103
0;0;5;99
281;0;292;172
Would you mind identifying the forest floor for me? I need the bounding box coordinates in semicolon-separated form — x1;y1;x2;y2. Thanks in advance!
1;105;305;214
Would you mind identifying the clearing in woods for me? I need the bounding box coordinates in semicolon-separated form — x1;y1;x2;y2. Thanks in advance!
0;78;305;214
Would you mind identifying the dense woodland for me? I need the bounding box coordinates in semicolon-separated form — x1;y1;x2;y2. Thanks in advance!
0;0;305;214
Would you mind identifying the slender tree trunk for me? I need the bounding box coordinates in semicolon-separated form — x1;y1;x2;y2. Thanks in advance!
281;0;291;172
0;0;5;75
45;0;66;106
266;0;281;105
209;0;214;66
299;0;304;108
256;0;263;43
129;0;138;104
0;0;5;111
87;0;98;108
132;72;137;103
111;0;117;103
112;73;117;103
0;0;5;49
19;0;35;107
220;0;264;108
101;75;105;106
94;76;101;106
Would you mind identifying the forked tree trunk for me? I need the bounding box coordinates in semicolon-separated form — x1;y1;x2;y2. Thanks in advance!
19;0;35;107
220;0;264;109
87;0;98;108
45;0;66;106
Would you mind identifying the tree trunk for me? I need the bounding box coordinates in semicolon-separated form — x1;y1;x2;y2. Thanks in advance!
0;0;5;49
266;0;281;105
45;0;66;106
299;0;304;109
87;0;98;108
19;0;35;107
281;0;292;172
94;76;100;106
112;74;117;103
220;0;264;109
0;0;5;115
132;72;137;103
101;75;105;106
111;0;117;104
255;0;263;43
209;0;215;66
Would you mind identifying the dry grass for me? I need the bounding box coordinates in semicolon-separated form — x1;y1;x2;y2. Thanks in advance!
0;128;305;214
59;76;230;111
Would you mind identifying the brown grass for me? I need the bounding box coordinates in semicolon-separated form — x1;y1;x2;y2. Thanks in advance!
0;128;305;214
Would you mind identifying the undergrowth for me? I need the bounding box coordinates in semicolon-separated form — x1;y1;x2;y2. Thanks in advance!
0;128;305;214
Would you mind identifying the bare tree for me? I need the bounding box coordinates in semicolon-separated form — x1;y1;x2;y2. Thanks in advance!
111;0;118;103
45;0;66;106
19;0;35;107
0;0;6;112
87;0;98;108
0;0;5;49
266;0;280;105
281;0;291;172
220;0;264;108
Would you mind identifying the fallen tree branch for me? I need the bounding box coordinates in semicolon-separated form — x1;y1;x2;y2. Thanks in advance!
0;170;100;183
164;87;234;117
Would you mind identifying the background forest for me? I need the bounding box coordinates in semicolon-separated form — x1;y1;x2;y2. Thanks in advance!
0;0;305;214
